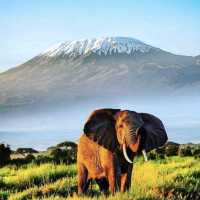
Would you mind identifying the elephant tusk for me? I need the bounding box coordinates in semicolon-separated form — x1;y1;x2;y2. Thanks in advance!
136;127;140;135
123;143;133;164
142;150;148;162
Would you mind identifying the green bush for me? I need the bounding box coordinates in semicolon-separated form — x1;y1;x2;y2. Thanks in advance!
34;155;53;165
148;147;165;160
16;148;38;154
165;144;179;156
48;141;77;164
158;171;200;200
0;191;9;200
178;145;192;157
0;144;11;166
191;148;200;157
50;148;64;164
25;154;35;162
56;141;77;148
50;147;76;164
9;154;36;166
148;150;157;160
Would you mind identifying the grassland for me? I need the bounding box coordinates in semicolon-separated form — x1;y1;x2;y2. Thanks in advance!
0;156;200;200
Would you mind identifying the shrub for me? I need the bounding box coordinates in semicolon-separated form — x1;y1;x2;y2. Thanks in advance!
165;144;179;156
50;148;64;164
157;171;200;200
0;191;9;200
25;154;35;162
178;145;192;157
16;148;38;155
191;148;200;157
34;155;52;165
148;150;157;160
48;141;77;165
50;147;76;164
148;147;165;160
56;141;77;148
10;158;27;166
0;144;11;166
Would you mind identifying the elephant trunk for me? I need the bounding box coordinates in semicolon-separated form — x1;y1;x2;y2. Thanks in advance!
126;127;138;144
128;135;140;152
122;127;141;164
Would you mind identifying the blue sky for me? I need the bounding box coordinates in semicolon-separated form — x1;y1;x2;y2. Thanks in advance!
1;0;200;72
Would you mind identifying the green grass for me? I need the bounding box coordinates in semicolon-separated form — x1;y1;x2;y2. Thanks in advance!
0;156;199;200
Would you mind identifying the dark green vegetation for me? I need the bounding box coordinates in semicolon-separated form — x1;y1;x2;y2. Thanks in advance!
0;141;200;200
6;141;77;167
149;142;200;159
0;144;11;167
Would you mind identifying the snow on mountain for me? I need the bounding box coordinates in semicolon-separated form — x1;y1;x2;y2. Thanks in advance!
42;37;154;58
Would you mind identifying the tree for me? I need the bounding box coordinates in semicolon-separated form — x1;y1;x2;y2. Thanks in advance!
0;144;11;166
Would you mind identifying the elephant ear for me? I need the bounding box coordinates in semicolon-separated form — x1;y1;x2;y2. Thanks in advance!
83;109;121;152
139;113;168;152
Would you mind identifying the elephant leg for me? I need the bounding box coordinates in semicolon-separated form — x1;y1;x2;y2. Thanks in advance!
95;177;109;194
120;173;128;192
126;164;133;190
84;178;91;192
120;165;133;192
77;162;89;194
105;154;121;194
106;165;117;194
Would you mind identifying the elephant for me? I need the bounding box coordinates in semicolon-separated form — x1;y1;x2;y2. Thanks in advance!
77;108;168;194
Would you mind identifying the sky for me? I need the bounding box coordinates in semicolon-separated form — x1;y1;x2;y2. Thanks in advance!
0;0;200;72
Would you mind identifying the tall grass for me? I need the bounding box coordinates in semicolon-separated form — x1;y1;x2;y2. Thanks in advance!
0;157;199;200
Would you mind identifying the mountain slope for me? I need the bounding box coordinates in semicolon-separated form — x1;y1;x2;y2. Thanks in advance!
0;36;199;108
195;55;200;65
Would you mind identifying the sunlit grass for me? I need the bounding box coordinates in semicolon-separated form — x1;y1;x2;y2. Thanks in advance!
1;163;76;192
0;157;199;200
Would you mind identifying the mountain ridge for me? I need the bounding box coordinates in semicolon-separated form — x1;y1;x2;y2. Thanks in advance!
0;36;199;109
41;36;157;58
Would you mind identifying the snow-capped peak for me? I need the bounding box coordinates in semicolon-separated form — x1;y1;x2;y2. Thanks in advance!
43;36;154;58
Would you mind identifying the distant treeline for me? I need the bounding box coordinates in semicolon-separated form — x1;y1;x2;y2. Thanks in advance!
0;141;77;167
148;141;200;159
0;141;200;167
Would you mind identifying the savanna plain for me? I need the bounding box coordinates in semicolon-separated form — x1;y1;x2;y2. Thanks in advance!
0;141;200;200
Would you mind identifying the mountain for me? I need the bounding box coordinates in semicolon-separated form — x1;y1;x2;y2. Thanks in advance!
195;55;200;65
0;36;199;109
